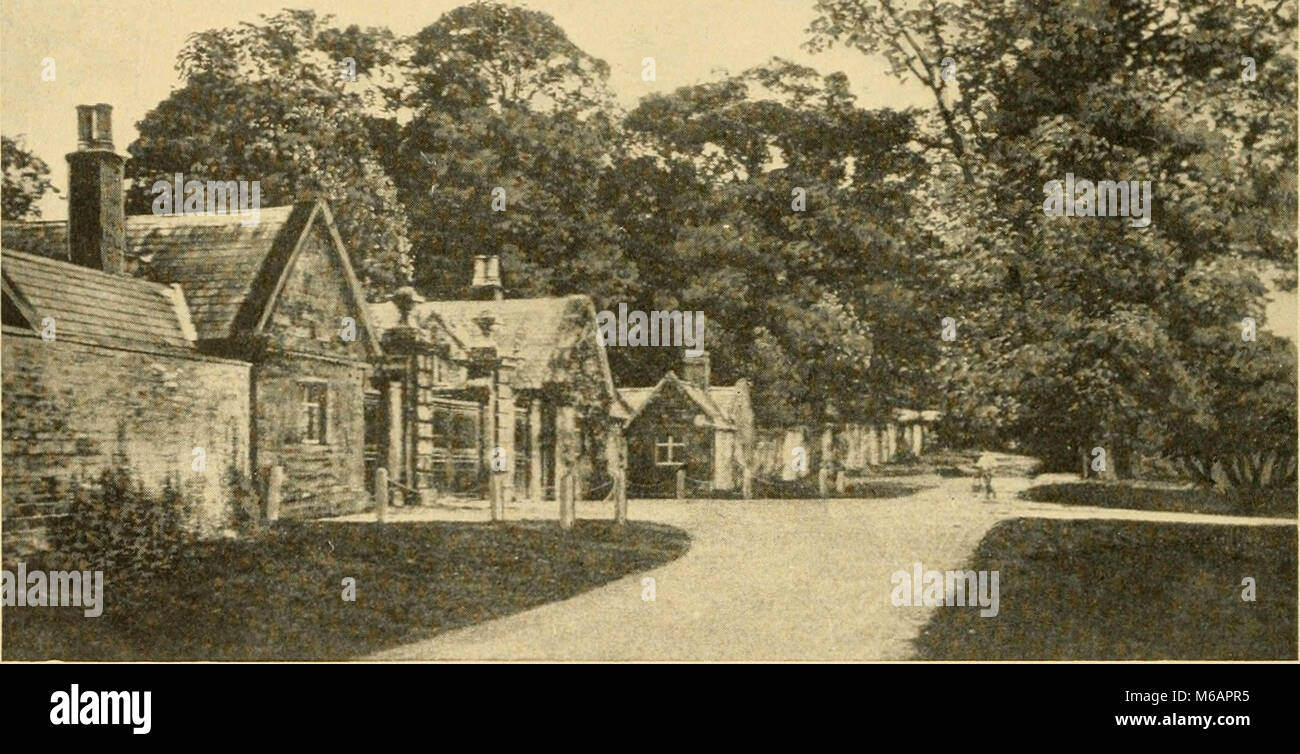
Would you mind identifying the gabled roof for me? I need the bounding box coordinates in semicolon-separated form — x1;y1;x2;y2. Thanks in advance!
376;295;600;390
2;201;381;355
369;299;476;358
619;371;736;430
129;205;303;341
418;296;591;389
708;384;744;420
2;247;197;355
619;386;656;415
370;293;626;418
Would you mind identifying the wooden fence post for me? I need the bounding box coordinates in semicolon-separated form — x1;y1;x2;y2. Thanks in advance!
614;472;627;526
375;467;388;523
742;466;753;500
264;465;283;522
559;472;575;530
819;425;833;497
489;472;504;522
675;467;686;500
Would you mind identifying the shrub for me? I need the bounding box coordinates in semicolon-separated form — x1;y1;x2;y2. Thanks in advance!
224;463;266;537
51;465;194;574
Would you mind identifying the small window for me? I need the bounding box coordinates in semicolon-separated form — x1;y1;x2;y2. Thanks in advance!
299;381;328;444
654;435;685;465
419;354;442;385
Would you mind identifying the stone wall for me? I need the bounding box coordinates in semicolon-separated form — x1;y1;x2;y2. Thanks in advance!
246;214;372;518
624;386;713;495
2;330;250;554
251;354;368;519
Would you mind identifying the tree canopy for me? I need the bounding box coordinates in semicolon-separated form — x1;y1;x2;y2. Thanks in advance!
33;0;1294;484
2;135;57;221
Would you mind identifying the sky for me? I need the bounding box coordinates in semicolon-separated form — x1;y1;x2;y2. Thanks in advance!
1;0;1294;338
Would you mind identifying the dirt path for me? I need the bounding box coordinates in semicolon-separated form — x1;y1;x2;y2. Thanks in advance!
361;475;1293;661
367;477;1001;660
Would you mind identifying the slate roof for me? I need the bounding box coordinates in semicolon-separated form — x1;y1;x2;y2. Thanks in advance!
368;299;479;355
2;206;302;341
371;294;627;418
2;202;379;356
374;295;599;390
619;386;656;414
124;205;305;340
619;371;737;430
2;247;197;355
423;297;594;388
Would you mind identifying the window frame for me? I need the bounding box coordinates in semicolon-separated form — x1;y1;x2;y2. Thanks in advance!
654;435;685;466
297;380;329;445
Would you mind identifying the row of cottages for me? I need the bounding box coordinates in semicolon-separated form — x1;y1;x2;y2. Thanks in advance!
2;104;380;553
617;352;756;495
367;257;628;504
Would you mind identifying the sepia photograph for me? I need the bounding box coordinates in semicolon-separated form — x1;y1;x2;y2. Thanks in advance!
1;0;1296;695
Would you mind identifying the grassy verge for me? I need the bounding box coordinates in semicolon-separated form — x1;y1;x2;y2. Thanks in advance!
914;518;1297;660
1022;481;1297;518
3;519;689;661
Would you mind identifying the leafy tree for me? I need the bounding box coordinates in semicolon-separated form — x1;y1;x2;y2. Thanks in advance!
811;0;1297;478
2;135;57;220
123;9;412;294
615;59;931;424
393;2;634;305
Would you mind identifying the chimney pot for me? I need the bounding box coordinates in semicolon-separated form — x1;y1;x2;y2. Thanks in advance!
75;106;94;150
67;104;126;274
683;351;711;389
92;104;114;150
472;256;488;287
470;254;504;301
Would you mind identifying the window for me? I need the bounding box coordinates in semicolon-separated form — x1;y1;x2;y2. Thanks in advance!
298;381;328;444
654;435;685;465
418;354;442;386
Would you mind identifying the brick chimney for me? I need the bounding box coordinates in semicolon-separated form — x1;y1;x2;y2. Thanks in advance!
683;351;710;389
471;254;504;301
66;104;126;273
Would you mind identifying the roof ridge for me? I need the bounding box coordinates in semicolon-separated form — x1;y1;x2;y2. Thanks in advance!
2;247;175;292
125;203;297;226
0;218;63;227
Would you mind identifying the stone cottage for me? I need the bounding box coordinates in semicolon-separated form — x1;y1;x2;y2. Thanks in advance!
368;256;628;505
618;352;755;495
2;104;381;553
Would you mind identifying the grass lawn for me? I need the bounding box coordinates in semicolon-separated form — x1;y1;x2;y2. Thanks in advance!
1022;481;1297;518
3;518;689;661
914;518;1297;660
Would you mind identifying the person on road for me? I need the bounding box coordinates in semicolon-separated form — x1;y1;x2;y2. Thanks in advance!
975;451;997;500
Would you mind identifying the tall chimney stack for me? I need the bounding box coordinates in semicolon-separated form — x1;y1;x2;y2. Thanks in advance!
683;351;711;389
471;254;504;301
66;103;126;274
